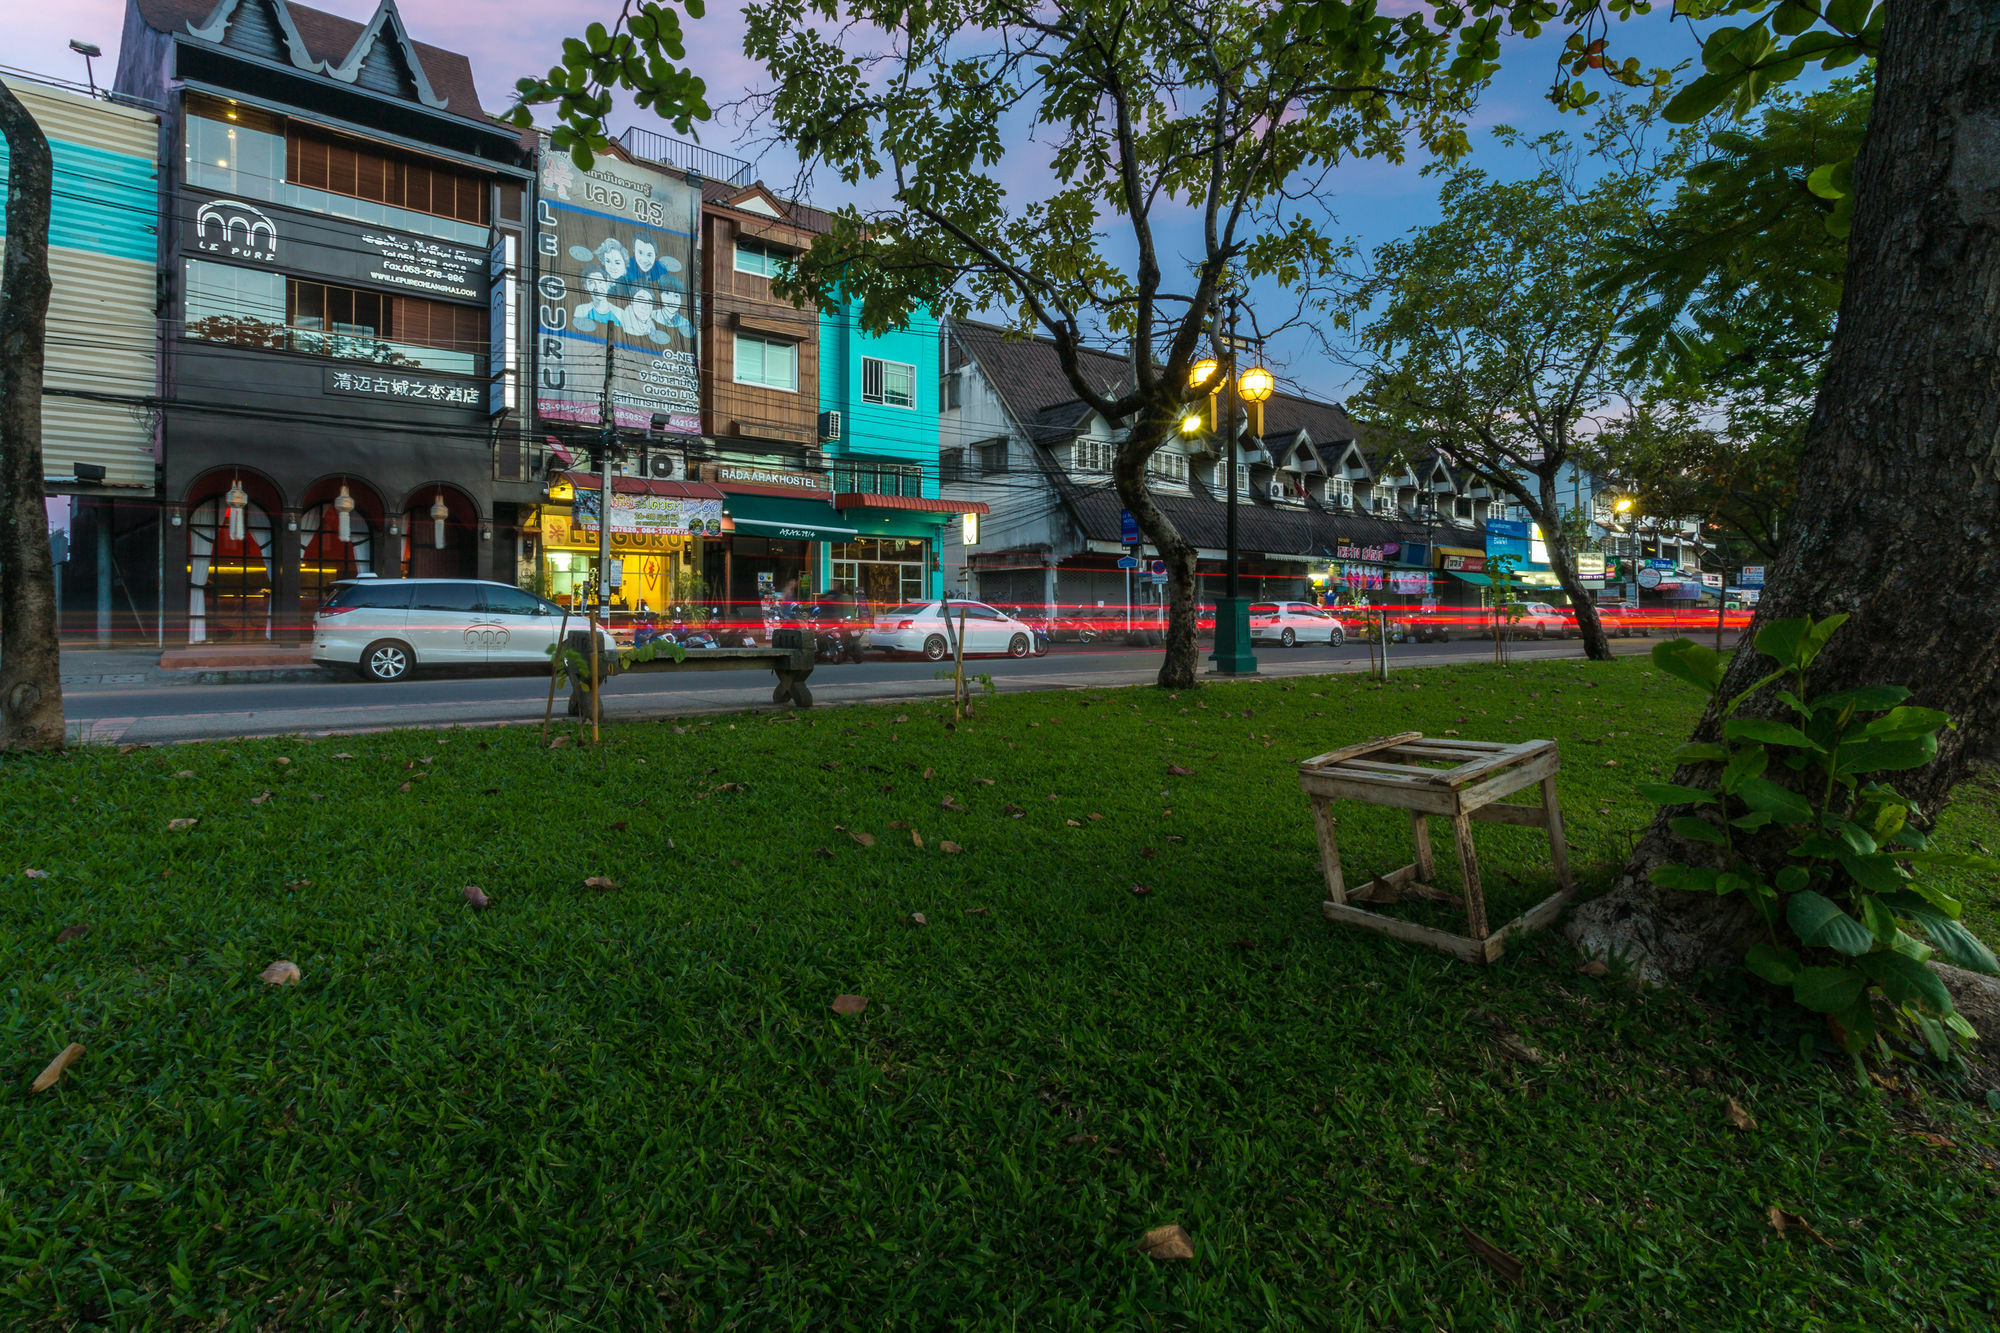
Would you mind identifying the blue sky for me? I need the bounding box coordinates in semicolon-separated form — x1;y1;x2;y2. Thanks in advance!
18;0;1718;399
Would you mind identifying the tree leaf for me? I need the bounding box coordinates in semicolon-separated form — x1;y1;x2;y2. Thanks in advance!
1650;639;1723;693
1669;816;1731;847
1735;776;1814;824
1856;951;1952;1015
1670;742;1732;764
1836;736;1937;775
830;994;868;1016
1639;782;1718;806
1786;890;1874;955
1722;719;1818;749
1915;917;2000;975
1790;965;1865;1013
1753;617;1811;667
1814;684;1910;713
1745;941;1800;984
30;1042;85;1094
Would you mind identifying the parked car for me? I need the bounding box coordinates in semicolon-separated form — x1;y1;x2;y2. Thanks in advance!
314;577;617;682
1399;605;1454;643
1248;601;1347;648
870;600;1040;660
1588;600;1650;638
1488;601;1573;640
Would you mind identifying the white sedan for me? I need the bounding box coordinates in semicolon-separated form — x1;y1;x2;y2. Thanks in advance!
871;601;1039;660
1248;601;1347;648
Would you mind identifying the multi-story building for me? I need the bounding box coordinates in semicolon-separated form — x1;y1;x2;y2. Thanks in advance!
1;69;161;642
115;0;536;641
937;318;1493;619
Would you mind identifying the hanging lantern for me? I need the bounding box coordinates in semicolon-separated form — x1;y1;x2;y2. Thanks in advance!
226;478;248;542
430;491;449;550
334;483;356;544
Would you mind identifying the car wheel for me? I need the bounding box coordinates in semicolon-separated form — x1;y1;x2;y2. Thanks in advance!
922;634;949;661
359;639;413;682
1280;627;1296;648
1008;634;1030;658
1330;628;1345;648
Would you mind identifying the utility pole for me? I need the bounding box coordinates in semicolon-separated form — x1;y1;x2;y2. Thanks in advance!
590;339;616;744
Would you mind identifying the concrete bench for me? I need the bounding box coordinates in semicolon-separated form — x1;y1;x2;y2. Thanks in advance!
564;628;819;717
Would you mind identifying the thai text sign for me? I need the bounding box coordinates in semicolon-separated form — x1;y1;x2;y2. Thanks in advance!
572;488;722;535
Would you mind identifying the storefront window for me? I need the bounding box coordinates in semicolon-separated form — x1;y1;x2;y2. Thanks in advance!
832;537;927;610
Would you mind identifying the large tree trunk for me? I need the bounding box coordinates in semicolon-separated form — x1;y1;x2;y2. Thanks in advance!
1114;417;1201;689
1568;0;2000;982
0;80;65;753
1533;476;1613;662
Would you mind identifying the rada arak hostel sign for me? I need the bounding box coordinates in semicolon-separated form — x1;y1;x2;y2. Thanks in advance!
533;138;702;436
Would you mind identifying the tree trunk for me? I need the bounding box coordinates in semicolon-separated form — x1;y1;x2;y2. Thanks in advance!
1569;0;2000;982
0;80;65;753
1114;419;1201;689
1532;480;1613;662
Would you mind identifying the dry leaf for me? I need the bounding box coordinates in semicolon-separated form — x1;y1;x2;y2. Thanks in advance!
284;879;311;890
1003;804;1024;818
894;715;908;723
962;906;988;916
274;757;291;766
1495;1034;1546;1065
1089;812;1104;822
117;743;139;755
54;924;88;943
583;875;622;891
831;994;868;1016
942;796;965;812
251;791;272;805
24;868;49;879
821;761;841;770
403;760;416;770
1460;1226;1525;1287
852;831;877;847
907;912;928;927
30;1043;85;1094
259;959;301;986
167;818;198;831
331;752;354;759
922;767;935;779
1167;764;1195;776
1066;819;1082;827
1909;1130;1956;1149
549;736;569;749
396;782;412;793
1602;759;1619;768
1725;1098;1756;1132
973;777;995;786
1139;847;1156;859
911;830;924;848
1765;1206;1835;1247
1166;834;1184;843
888;820;908;829
813;846;835;858
462;885;491;910
939;841;962;854
174;770;194;779
1130;883;1153;897
608;820;628;832
1576;960;1610;978
1065;1132;1098;1146
1137;1224;1194;1261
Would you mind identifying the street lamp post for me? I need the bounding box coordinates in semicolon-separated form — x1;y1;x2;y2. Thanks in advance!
1192;296;1270;676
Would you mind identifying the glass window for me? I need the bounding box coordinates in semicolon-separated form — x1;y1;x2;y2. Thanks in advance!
482;586;544;615
734;333;798;391
410;582;484;612
326;580;412;610
733;241;786;278
184;259;287;348
862;357;916;408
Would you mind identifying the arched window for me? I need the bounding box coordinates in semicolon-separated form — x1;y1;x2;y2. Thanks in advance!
188;496;274;642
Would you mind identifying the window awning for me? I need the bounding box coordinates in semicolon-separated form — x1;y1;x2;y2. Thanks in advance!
723;493;858;542
1449;571;1494;587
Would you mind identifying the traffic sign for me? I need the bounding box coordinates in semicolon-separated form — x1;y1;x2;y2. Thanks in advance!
1120;510;1140;543
1149;559;1166;576
1117;556;1140;570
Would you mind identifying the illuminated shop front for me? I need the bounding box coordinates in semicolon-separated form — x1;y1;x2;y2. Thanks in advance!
534;473;724;616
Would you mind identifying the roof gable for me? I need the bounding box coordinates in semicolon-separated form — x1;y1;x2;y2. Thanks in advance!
185;0;319;70
323;1;448;109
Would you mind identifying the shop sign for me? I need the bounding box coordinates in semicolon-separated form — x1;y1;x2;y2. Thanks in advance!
1740;565;1766;588
1337;562;1386;591
1702;572;1723;587
326;367;482;406
703;462;831;494
1645;557;1675;570
1637;568;1663;589
571;488;724;536
1485;517;1530;564
1390;570;1431;595
1442;554;1485;573
1336;542;1387;563
1575;552;1606;580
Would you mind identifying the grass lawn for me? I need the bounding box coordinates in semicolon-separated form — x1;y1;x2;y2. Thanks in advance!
4;656;1997;1330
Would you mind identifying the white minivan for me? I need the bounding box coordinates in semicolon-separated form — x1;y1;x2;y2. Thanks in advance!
313;577;614;682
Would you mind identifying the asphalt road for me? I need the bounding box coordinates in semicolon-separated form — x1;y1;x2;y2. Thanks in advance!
61;633;1705;744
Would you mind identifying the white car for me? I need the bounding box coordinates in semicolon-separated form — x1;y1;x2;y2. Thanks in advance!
1248;601;1347;648
870;600;1039;660
313;577;615;682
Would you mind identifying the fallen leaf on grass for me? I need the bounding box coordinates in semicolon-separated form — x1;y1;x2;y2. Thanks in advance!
331;753;354;760
1765;1206;1835;1247
396;782;412;793
1137;1224;1194;1261
912;830;925;848
259;960;301;986
922;767;935;779
962;906;988;916
1066;819;1082;828
939;841;962;854
831;994;868;1016
174;770;195;779
894;715;908;724
583;876;622;891
1003;804;1024;818
274;757;291;767
821;761;841;770
1139;847;1156;860
608;820;628;832
54;924;88;943
251;791;272;805
31;1043;85;1094
1088;812;1104;822
1065;1133;1099;1146
1130;884;1153;897
852;831;877;847
972;777;996;786
813;846;835;859
1166;764;1195;777
1166;835;1185;843
1495;1034;1546;1065
549;736;569;749
167;818;198;831
1460;1226;1525;1287
24;868;49;879
117;743;140;755
1576;960;1610;978
462;885;491;910
907;912;927;927
942;796;965;812
1908;1130;1956;1150
1725;1098;1757;1132
1602;759;1619;768
284;879;310;891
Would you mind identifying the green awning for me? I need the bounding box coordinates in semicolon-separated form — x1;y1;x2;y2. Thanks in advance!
1450;571;1494;587
723;494;858;542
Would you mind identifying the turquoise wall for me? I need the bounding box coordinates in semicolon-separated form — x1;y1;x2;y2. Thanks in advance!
0;135;158;265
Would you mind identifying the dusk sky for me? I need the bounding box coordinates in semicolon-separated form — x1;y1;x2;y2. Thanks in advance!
11;0;1713;399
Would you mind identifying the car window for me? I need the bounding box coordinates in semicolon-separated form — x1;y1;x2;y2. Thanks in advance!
957;603;1002;620
325;581;411;610
886;603;934;618
410;582;484;612
483;586;544;616
1250;604;1279;616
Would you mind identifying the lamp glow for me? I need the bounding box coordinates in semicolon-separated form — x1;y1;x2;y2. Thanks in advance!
1237;365;1275;403
1180;412;1204;436
1188;358;1219;390
1614;497;1634;513
334;483;355;544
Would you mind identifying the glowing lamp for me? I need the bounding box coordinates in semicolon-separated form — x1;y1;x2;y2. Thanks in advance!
1237;365;1275;403
1180;412;1205;436
334;483;356;544
1188;358;1219;391
225;478;248;542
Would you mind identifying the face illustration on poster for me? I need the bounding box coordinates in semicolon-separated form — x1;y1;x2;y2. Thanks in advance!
566;234;694;346
572;265;623;332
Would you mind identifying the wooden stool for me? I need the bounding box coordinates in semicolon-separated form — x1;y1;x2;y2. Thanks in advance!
1298;732;1574;964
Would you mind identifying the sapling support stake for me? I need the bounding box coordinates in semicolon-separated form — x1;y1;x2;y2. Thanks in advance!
541;602;571;741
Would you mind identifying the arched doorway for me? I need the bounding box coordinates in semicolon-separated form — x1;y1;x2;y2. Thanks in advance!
298;477;385;622
401;485;479;579
187;494;276;642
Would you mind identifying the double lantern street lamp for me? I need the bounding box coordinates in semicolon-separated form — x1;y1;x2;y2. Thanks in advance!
1181;345;1274;676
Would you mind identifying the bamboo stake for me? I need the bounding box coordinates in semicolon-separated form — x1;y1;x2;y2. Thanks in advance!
954;604;968;721
541;603;571;743
589;600;602;745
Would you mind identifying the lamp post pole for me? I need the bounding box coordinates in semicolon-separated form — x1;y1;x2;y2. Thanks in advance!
1209;295;1258;675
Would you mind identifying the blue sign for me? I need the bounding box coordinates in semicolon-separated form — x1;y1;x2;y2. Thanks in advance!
1485;517;1530;564
1117;556;1140;570
1120;510;1140;544
1645;558;1676;570
1740;565;1766;588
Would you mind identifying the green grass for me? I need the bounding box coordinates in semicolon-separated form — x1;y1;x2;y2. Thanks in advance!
4;657;1997;1331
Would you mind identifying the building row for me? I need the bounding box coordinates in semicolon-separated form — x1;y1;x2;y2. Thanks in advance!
10;0;1718;646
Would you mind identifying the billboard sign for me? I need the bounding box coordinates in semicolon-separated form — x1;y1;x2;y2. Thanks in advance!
572;487;722;535
1576;552;1606;580
533;140;701;435
1740;565;1766;588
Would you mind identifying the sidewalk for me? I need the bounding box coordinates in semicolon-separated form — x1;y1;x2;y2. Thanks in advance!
54;643;332;688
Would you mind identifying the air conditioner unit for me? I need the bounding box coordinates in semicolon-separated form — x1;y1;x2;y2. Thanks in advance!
818;410;842;442
646;450;685;481
1266;480;1287;500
